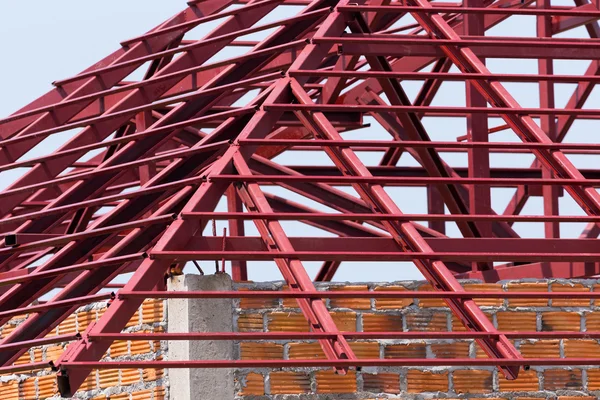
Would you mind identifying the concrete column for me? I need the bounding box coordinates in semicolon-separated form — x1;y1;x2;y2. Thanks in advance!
167;274;234;400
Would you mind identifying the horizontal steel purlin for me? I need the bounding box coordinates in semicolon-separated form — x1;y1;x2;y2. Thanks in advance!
88;331;600;340
337;5;600;17
119;290;600;299
151;250;600;262
239;138;600;150
182;211;600;222
209;174;600;187
59;358;600;368
265;103;600;116
290;69;600;83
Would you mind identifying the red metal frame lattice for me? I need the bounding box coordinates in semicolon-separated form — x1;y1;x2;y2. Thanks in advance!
0;0;600;396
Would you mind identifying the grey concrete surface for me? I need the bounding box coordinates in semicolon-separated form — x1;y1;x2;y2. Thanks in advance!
167;273;234;400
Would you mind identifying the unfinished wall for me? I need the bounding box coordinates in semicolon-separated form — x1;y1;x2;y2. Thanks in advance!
3;278;600;399
0;298;167;400
233;279;600;399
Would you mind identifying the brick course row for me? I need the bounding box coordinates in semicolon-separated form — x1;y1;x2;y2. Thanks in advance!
0;299;166;400
233;279;600;398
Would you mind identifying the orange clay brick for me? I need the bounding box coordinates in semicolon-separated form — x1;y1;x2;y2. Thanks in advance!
316;370;357;393
130;340;152;355
406;370;449;393
1;323;17;338
543;369;583;391
32;348;43;363
557;397;597;400
586;369;600;390
349;341;380;358
240;342;284;359
496;312;537;331
463;283;504;307
551;283;590;307
57;314;77;335
451;313;494;332
519;340;560;358
586;312;600;331
329;285;371;309
473;342;489;359
564;339;600;358
384;342;426;358
239;373;265;396
237;313;264;332
153;387;166;400
45;345;64;362
121;369;141;386
131;389;153;400
281;285;302;309
332;312;357;331
453;369;493;393
142;299;163;325
506;282;548;307
270;371;311;394
288;342;325;359
406;312;448;331
80;371;98;392
19;378;36;399
106;393;129;400
362;313;403;332
126;309;141;328
430;341;470;358
474;340;511;359
109;340;129;357
13;351;31;365
498;369;539;391
238;288;279;309
99;369;120;389
142;368;164;381
541;312;580;331
467;398;508;400
418;283;446;308
267;312;310;331
0;380;18;400
152;325;164;350
374;285;413;309
77;310;96;332
38;374;57;399
594;284;600;308
363;373;400;394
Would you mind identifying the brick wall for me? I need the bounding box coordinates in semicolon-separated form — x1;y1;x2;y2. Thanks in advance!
0;298;167;400
233;279;600;399
4;279;600;399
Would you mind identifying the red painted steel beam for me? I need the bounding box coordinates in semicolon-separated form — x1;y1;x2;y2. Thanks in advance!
339;4;600;17
91;331;600;340
151;250;600;262
209;174;600;187
457;261;600;281
60;358;600;368
121;290;600;299
183;211;600;223
291;69;600;83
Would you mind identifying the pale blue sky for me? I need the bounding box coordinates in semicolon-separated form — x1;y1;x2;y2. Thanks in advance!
0;1;598;283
